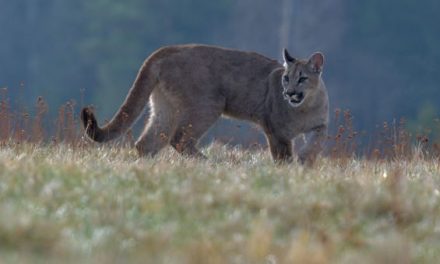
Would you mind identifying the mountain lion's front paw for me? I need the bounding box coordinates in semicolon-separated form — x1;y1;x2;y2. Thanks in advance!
298;150;316;166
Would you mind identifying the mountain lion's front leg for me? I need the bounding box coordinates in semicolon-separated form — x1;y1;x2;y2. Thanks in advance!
298;124;327;165
266;134;293;163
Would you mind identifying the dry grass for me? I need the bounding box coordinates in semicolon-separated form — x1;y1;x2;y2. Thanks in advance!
1;90;440;263
0;143;439;263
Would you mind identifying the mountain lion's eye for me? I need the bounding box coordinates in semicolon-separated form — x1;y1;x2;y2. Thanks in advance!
283;75;289;83
298;76;308;84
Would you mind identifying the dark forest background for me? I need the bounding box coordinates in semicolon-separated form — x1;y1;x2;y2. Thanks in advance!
1;0;439;145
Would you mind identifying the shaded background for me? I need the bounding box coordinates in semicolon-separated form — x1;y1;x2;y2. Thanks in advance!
1;0;439;145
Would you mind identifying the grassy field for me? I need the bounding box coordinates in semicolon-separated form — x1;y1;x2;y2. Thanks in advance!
0;142;439;263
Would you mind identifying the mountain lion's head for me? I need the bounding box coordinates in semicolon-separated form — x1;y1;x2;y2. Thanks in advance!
281;49;324;108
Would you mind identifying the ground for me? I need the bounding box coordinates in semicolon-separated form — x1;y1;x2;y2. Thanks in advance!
0;143;439;263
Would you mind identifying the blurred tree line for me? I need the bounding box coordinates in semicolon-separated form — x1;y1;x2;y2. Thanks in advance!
0;0;439;143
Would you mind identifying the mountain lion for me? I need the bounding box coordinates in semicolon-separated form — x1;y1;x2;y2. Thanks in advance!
81;44;329;163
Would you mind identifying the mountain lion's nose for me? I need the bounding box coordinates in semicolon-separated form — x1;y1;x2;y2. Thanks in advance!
286;91;304;99
286;90;295;97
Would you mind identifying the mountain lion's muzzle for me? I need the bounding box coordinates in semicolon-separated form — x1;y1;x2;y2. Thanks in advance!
283;89;305;107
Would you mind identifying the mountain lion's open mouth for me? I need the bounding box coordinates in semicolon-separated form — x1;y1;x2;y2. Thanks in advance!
284;91;304;106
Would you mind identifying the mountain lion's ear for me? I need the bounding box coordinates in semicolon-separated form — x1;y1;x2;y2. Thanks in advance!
283;48;296;65
307;52;324;73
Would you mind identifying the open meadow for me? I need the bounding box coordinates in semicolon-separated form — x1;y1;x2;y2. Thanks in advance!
0;141;439;263
2;1;440;263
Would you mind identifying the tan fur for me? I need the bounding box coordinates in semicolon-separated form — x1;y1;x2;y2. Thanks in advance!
81;44;329;163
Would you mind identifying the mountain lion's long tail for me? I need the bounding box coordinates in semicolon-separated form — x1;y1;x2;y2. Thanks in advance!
81;61;155;142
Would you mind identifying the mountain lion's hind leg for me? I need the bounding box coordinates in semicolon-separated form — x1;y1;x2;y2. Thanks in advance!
135;95;175;158
170;108;221;159
135;113;174;157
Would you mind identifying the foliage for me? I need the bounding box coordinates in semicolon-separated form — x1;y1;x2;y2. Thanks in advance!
337;0;440;130
407;102;440;142
1;0;440;141
0;0;233;118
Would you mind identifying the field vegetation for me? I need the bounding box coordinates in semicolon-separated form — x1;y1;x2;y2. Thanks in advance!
0;94;440;263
